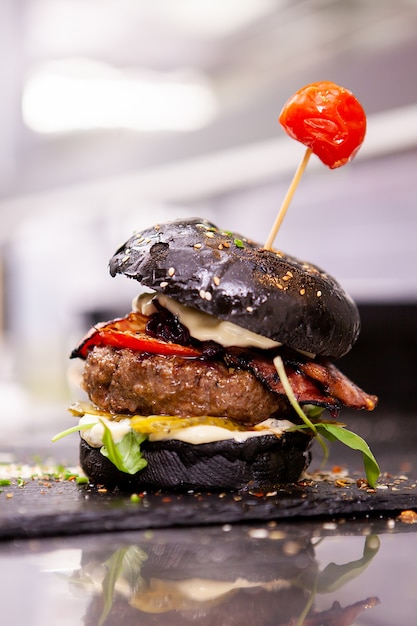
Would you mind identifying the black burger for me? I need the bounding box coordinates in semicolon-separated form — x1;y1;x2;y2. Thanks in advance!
64;218;378;491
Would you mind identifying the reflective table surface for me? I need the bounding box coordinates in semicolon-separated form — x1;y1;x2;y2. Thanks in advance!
1;517;417;625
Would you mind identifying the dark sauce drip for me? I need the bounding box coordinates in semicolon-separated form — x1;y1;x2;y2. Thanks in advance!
145;300;224;359
145;300;191;345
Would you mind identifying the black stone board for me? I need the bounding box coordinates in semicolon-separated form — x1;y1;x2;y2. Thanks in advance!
1;471;417;540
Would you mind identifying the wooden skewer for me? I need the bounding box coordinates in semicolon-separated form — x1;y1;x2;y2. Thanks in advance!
264;147;312;250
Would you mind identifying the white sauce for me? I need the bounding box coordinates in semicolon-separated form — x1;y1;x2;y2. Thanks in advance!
79;415;131;448
133;292;281;350
150;418;293;444
161;577;289;602
79;415;294;448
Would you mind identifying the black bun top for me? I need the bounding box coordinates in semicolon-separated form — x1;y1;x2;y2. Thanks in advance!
109;218;360;358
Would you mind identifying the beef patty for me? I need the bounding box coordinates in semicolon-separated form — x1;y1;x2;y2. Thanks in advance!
82;345;288;424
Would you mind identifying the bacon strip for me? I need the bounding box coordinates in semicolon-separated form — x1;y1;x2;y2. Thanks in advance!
299;360;378;411
282;597;380;626
224;349;341;412
224;347;377;413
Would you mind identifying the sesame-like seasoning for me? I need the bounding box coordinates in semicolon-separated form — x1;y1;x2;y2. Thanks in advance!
246;306;254;312
168;267;175;277
218;244;223;250
205;231;214;238
213;276;220;286
193;243;202;249
223;242;230;248
300;288;306;295
282;275;291;281
198;289;212;301
160;281;168;288
316;290;322;297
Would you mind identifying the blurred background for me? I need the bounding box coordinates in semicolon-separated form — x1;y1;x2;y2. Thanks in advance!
0;0;416;464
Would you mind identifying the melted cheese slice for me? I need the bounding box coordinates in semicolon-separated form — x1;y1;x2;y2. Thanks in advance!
131;576;290;612
78;413;293;447
147;417;295;444
133;292;281;349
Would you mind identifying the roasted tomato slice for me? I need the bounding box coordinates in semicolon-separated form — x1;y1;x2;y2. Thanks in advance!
71;312;201;359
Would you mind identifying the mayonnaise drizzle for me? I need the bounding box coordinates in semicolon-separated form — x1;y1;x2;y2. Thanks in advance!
79;415;294;448
133;292;281;350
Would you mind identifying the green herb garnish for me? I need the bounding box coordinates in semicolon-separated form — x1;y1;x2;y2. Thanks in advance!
51;422;97;442
52;414;148;476
273;356;380;487
99;546;147;625
233;238;244;248
76;475;89;485
100;420;148;475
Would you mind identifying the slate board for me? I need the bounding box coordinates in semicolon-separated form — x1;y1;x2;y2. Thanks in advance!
1;471;417;540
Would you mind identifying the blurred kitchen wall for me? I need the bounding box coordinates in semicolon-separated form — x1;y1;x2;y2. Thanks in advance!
0;0;416;444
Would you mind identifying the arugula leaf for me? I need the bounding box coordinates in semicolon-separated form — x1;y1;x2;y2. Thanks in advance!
99;546;148;625
99;547;128;626
273;356;380;488
315;423;380;488
100;420;148;475
315;534;380;593
51;422;97;442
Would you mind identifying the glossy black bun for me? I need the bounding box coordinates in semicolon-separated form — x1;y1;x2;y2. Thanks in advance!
79;431;312;492
109;218;359;358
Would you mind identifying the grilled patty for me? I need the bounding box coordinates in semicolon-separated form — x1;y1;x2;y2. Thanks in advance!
82;345;289;424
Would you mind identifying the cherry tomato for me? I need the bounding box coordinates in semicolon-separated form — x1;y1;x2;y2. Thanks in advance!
71;312;201;359
279;81;366;169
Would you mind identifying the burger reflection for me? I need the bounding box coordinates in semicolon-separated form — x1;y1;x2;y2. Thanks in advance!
70;526;380;625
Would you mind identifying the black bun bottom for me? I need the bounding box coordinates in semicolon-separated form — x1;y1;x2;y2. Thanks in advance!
79;431;312;492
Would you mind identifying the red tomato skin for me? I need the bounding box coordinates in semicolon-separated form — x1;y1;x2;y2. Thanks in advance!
279;81;366;169
83;329;201;358
71;313;201;359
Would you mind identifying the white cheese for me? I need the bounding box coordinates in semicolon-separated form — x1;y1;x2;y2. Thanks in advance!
149;419;293;444
79;415;131;448
79;415;293;447
133;292;281;350
149;425;264;444
160;576;289;602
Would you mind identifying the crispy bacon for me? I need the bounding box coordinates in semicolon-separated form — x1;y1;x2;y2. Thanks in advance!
281;597;380;626
224;348;341;413
224;347;377;413
299;360;378;411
